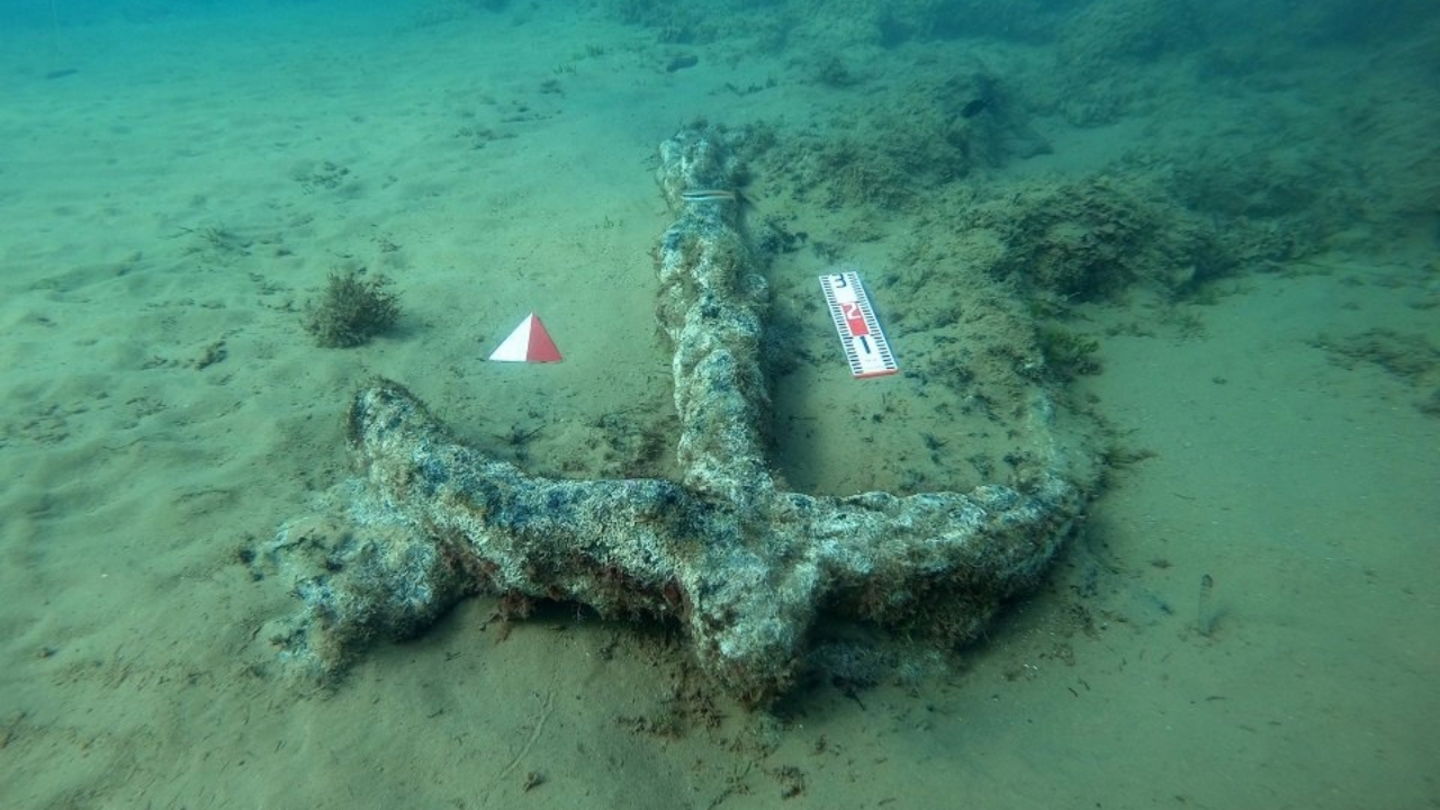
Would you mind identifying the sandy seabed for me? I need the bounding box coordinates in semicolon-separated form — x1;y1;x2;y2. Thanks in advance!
1;2;1437;808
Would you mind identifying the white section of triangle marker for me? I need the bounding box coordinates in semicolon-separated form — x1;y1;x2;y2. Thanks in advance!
488;312;562;363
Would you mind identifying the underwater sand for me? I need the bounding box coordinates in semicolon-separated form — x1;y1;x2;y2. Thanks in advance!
1;2;1437;807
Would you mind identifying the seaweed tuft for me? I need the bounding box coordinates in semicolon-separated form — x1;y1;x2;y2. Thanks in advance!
304;270;401;348
1036;325;1102;380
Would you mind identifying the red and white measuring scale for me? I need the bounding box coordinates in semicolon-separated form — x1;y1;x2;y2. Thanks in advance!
819;271;898;378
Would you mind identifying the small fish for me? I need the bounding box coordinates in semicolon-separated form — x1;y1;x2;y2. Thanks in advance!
680;189;760;213
680;188;740;204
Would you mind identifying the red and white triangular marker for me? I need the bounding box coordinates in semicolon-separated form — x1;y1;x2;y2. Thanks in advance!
488;312;562;363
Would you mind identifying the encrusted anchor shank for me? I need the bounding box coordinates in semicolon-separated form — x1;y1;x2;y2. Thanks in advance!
655;131;771;509
253;127;1091;706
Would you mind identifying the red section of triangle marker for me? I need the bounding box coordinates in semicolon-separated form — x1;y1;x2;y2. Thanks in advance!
488;312;563;363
